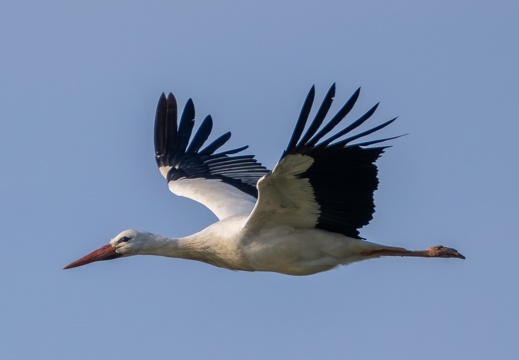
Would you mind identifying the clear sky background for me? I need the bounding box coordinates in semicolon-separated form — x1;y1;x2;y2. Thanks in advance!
1;1;517;359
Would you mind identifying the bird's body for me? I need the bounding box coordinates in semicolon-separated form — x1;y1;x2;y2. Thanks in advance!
116;223;404;275
64;85;464;274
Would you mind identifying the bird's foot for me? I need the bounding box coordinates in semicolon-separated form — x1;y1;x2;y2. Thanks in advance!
426;245;465;259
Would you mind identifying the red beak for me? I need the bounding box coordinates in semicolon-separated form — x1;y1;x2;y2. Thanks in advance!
63;243;122;270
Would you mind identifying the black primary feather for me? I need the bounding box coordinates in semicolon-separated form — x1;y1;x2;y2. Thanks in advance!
286;85;315;152
175;99;195;153
186;115;213;154
154;94;269;198
305;87;361;148
285;85;400;238
297;83;336;146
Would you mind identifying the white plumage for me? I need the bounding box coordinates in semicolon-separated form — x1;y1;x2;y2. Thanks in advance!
64;84;464;275
169;178;256;220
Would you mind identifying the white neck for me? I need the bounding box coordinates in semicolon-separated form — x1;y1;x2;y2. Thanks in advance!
136;232;249;271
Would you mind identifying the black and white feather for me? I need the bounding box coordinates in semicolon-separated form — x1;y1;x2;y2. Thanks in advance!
154;93;268;220
244;84;399;239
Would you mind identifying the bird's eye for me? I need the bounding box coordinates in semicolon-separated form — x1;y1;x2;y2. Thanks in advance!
118;236;131;243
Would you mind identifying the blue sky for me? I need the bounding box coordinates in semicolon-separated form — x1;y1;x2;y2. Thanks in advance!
1;1;518;359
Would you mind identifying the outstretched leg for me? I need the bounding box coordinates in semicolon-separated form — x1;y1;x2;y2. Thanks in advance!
360;245;465;259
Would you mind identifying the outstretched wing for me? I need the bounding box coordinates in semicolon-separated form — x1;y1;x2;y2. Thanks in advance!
154;93;269;220
244;84;400;239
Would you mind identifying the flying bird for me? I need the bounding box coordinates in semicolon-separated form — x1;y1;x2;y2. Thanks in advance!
64;85;464;275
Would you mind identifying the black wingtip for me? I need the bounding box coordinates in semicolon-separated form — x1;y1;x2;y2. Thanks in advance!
175;98;196;153
296;84;338;148
166;92;176;105
286;85;316;153
331;117;399;148
187;115;214;154
200;131;232;155
184;99;195;123
306;86;361;147
317;102;381;147
155;92;177;165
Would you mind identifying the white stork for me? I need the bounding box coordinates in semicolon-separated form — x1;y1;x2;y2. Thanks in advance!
64;84;464;275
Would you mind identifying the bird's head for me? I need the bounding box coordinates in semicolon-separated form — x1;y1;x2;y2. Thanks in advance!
63;229;152;269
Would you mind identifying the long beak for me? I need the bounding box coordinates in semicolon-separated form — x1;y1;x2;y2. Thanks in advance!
63;244;122;270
